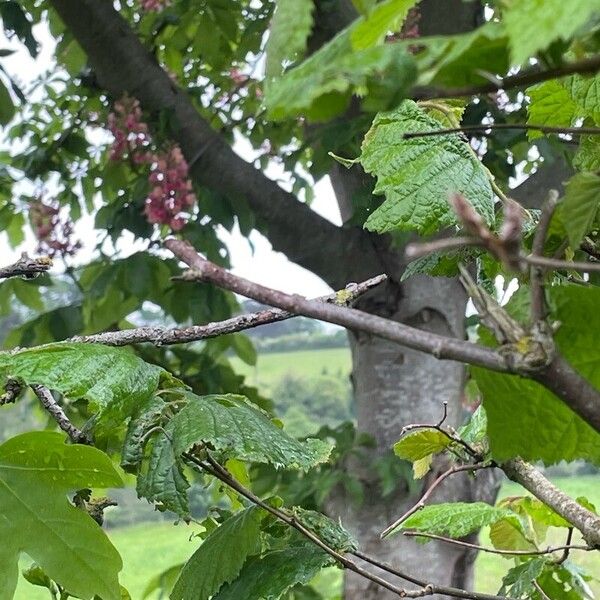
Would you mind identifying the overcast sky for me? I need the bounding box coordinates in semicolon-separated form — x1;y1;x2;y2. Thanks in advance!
0;22;339;297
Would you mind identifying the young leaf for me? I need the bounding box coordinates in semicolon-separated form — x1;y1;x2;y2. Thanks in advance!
489;517;537;553
265;0;314;78
458;405;488;446
561;172;600;248
359;100;494;235
171;507;264;600
0;343;174;430
393;429;451;461
474;285;600;465
211;543;333;600
526;80;579;137
391;502;519;538
0;431;123;600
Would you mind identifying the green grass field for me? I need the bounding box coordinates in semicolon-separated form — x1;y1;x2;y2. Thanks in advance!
230;347;351;389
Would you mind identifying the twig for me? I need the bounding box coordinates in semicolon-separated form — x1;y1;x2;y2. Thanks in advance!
530;191;559;322
402;531;592;557
183;452;512;600
525;253;600;273
405;237;481;260
556;528;574;565
165;238;508;373
411;54;600;100
380;463;491;538
533;581;552;600
0;254;52;280
403;123;600;139
31;384;91;444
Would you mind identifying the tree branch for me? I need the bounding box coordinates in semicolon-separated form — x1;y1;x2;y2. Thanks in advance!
68;275;386;346
412;55;600;100
0;254;52;280
49;0;381;288
403;123;600;139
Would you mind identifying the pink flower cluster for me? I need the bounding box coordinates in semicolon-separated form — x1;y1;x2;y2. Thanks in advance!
107;95;197;231
144;145;196;231
139;0;170;12
30;199;81;258
107;96;151;163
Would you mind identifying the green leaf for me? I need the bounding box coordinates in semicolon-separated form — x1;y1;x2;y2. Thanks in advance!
211;543;333;600
171;507;264;600
561;172;600;247
265;0;313;78
498;557;548;599
290;508;357;552
473;285;600;465
0;77;15;125
0;343;171;430
138;392;332;515
458;405;488;446
264;25;415;121
574;135;600;172
503;0;600;65
359;100;494;235
0;431;123;600
567;74;600;125
391;502;518;538
393;429;451;461
350;0;418;50
489;517;537;553
526;80;578;136
142;564;183;600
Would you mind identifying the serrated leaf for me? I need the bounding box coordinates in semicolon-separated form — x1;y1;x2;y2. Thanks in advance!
350;0;417;50
0;343;172;430
211;543;333;600
139;392;332;515
391;502;518;538
561;172;600;247
393;429;451;461
0;431;122;600
359;100;494;235
498;557;548;599
526;80;578;138
265;0;313;78
264;25;415;121
567;74;600;125
504;0;600;66
171;507;264;600
473;285;600;465
574;135;600;172
458;405;488;445
290;508;357;552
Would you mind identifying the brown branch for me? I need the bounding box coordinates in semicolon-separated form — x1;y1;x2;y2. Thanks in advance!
530;191;559;322
502;458;600;548
403;123;600;139
525;253;600;273
0;254;52;280
405;237;481;260
184;452;512;600
165;238;508;372
402;531;592;557
31;384;91;444
412;54;600;100
69;275;386;347
380;463;491;538
165;239;600;434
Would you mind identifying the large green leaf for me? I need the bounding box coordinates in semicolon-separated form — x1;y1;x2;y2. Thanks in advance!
498;558;548;599
211;543;333;600
473;286;600;465
0;431;123;600
138;392;332;515
0;343;172;430
561;172;600;247
358;100;494;234
265;0;313;78
171;507;264;600
264;24;415;121
526;80;579;132
503;0;600;65
395;502;520;539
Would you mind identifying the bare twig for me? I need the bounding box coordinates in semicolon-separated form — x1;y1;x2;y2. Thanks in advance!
0;254;52;280
533;581;552;600
183;452;512;600
402;531;592;556
69;275;386;347
530;191;559;322
31;384;91;444
556;528;575;565
405;237;481;260
403;123;600;139
381;463;491;538
525;253;600;273
412;54;600;100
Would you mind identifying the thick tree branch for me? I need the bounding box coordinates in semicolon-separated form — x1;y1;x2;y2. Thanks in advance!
165;239;600;435
50;0;381;288
0;254;52;280
69;275;386;346
412;54;600;100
